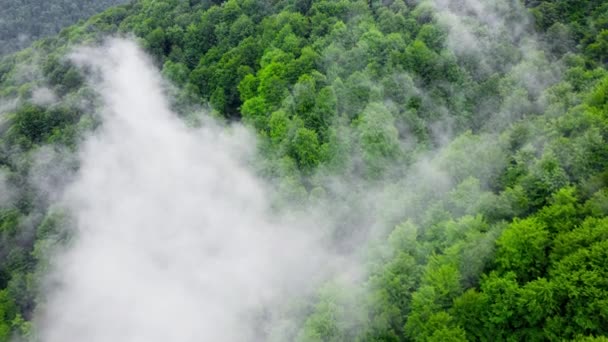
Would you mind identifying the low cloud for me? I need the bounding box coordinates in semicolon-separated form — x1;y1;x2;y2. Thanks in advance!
35;38;347;342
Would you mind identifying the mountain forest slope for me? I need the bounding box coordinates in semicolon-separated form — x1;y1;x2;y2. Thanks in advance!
1;0;608;341
0;0;129;56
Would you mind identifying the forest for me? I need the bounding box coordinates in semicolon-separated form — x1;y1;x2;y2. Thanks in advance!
0;0;129;56
0;0;608;341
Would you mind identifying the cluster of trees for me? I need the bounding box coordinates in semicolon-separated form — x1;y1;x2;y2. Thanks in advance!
293;61;608;339
0;0;129;56
530;0;608;63
0;0;607;340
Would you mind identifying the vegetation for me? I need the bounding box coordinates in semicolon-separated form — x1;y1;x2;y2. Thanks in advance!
0;0;129;56
0;0;607;340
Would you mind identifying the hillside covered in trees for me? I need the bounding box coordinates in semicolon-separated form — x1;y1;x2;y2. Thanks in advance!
0;0;608;341
0;0;129;56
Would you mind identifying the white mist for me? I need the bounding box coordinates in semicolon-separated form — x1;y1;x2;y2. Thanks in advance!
37;38;333;342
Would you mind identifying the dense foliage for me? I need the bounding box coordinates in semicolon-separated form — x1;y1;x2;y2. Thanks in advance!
0;0;129;56
0;0;607;340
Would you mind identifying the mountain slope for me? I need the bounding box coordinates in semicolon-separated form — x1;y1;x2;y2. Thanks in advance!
0;0;130;56
0;0;607;340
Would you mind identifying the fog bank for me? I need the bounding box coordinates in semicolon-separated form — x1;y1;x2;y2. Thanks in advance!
37;38;339;342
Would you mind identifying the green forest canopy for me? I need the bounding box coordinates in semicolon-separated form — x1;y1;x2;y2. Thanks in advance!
0;0;608;340
0;0;129;56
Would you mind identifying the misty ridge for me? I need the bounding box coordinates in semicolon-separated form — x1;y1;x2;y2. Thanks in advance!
0;0;130;56
0;0;607;341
